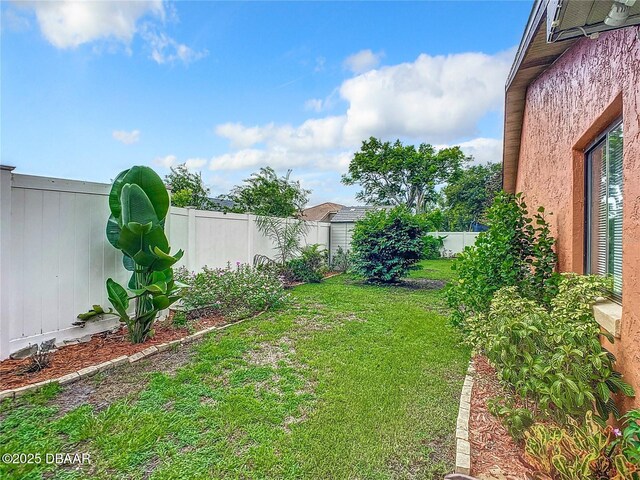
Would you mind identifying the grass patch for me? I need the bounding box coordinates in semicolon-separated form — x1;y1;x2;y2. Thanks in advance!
0;259;468;479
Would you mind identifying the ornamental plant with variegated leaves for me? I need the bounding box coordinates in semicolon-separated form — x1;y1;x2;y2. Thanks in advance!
479;274;633;422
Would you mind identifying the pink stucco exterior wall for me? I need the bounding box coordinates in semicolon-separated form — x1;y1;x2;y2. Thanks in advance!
515;26;640;410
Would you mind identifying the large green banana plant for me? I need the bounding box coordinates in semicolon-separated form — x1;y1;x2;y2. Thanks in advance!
77;166;186;343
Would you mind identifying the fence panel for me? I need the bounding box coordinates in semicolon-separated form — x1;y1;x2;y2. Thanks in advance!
0;170;331;358
427;231;480;255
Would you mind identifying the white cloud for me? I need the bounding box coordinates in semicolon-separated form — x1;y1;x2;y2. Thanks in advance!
24;0;163;49
209;148;351;173
154;155;208;170
456;138;503;165
112;129;140;145
210;49;512;175
17;0;205;65
214;123;274;149
154;154;178;168
343;49;384;74
140;26;208;65
340;50;514;143
304;98;324;112
184;157;207;169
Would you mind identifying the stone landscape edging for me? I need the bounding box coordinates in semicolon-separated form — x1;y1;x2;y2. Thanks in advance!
0;273;347;403
454;360;475;475
0;316;253;402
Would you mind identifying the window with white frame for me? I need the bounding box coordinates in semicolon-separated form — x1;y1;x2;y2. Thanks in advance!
585;120;623;299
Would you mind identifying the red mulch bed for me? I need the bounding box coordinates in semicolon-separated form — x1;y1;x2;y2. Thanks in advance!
0;315;227;391
470;355;534;479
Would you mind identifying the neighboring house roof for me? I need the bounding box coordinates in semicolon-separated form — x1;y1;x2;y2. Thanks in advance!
502;0;639;193
209;197;235;210
300;202;345;222
330;206;388;223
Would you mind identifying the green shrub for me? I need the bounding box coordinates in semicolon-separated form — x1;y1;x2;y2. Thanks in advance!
351;206;425;282
446;192;558;328
172;310;188;328
287;244;328;283
175;263;288;320
331;246;352;273
619;410;640;465
475;275;633;421
422;235;444;260
525;411;639;479
487;397;534;441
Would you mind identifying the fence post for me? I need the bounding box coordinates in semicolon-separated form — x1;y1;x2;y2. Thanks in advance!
0;165;15;359
247;215;255;265
187;207;197;271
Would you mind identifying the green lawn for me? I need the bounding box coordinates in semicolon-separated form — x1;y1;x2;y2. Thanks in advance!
0;259;469;480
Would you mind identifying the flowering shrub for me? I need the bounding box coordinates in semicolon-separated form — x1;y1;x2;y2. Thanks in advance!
175;263;288;320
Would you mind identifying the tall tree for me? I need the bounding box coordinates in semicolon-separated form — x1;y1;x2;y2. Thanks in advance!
441;162;502;231
341;137;467;214
226;167;310;218
164;164;214;210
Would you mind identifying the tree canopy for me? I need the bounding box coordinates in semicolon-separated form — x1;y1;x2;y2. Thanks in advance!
164;164;214;210
441;162;502;231
341;137;468;214
226;167;310;218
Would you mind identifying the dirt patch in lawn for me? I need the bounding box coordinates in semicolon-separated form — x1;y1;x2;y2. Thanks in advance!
0;315;225;390
399;278;446;290
246;336;295;368
470;355;533;479
51;345;196;416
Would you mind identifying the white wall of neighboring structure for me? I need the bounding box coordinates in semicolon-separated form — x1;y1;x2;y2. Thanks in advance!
0;170;329;359
329;223;356;260
329;224;480;262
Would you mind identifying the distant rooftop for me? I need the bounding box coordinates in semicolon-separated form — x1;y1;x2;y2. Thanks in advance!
209;197;235;210
300;202;345;222
330;205;389;223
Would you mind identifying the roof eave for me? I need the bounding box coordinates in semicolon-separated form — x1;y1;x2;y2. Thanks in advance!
502;0;579;193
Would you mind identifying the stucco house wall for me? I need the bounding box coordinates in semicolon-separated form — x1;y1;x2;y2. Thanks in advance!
514;27;640;409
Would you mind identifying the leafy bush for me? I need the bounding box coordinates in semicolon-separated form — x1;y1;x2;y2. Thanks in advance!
331;246;352;273
446;192;558;328
351;206;425;282
287;244;328;283
525;411;639;479
473;275;633;421
619;410;640;465
422;235;444;260
175;263;288;320
487;397;534;441
172;310;188;328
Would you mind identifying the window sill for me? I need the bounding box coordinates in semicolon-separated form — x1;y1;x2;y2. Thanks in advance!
593;301;622;339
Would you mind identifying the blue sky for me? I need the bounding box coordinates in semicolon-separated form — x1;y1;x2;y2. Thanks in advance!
1;1;532;205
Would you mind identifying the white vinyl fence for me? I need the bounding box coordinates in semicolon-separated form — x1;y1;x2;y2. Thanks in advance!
329;227;479;262
0;168;329;359
426;231;480;257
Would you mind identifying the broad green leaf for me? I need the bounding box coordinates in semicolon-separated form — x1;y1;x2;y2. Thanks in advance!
120;166;170;220
120;184;158;227
106;278;130;320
